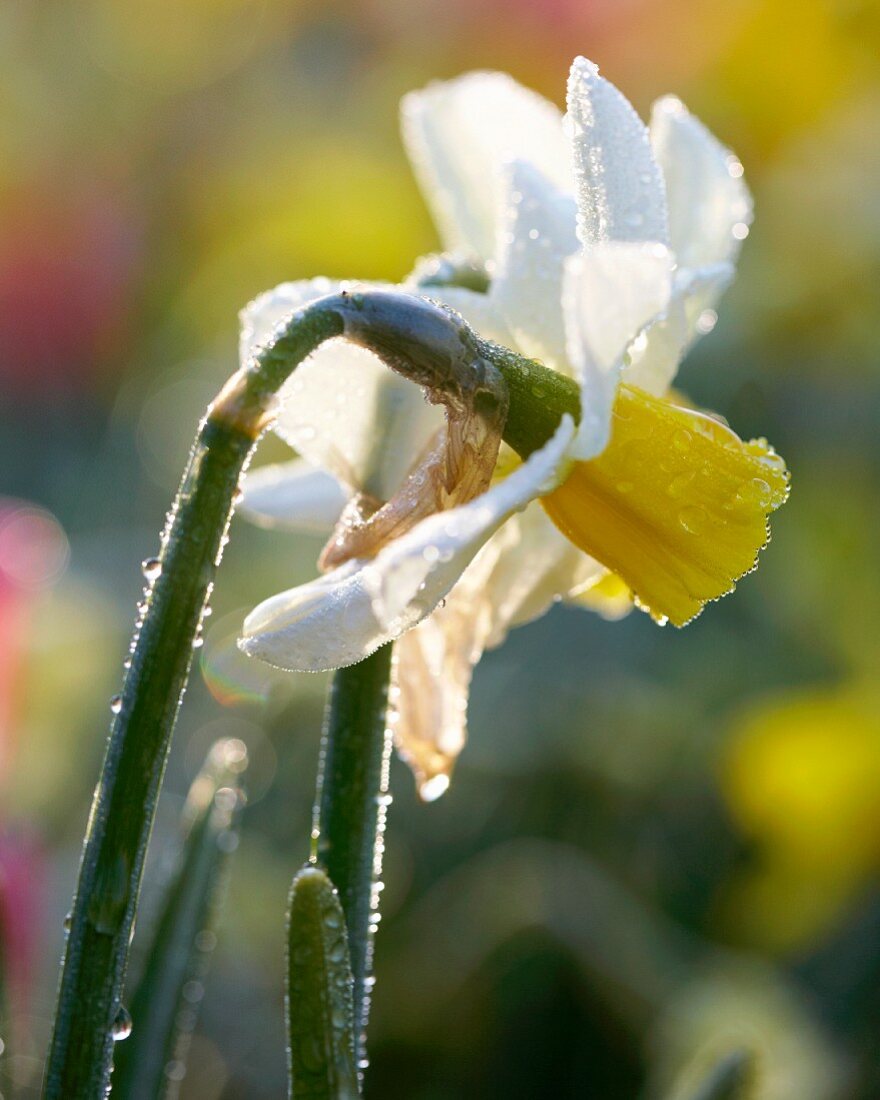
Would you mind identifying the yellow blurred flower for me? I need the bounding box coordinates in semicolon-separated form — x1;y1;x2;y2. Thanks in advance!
721;688;880;948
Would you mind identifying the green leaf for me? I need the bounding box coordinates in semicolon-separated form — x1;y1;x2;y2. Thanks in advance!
112;738;248;1100
287;865;360;1100
681;1050;755;1100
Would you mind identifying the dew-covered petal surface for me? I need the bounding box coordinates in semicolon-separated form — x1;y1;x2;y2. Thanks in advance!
491;160;579;372
240;418;575;672
239;561;387;672
238;458;349;534
564;242;673;459
543;384;790;628
566;57;669;248
650;95;753;270
402;71;570;261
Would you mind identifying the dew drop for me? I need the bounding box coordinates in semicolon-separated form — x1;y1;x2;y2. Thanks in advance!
732;222;750;240
112;1005;133;1041
668;472;695;498
737;477;772;508
678;505;708;535
419;774;450;802
695;309;718;335
164;1059;186;1082
141;557;161;581
110;695;123;715
528;228;540;240
63;911;72;933
672;429;692;453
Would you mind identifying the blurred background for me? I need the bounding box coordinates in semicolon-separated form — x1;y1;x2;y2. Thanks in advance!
1;0;879;1096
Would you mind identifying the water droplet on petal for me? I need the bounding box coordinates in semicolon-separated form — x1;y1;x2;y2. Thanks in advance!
678;505;708;535
672;429;692;453
110;695;123;715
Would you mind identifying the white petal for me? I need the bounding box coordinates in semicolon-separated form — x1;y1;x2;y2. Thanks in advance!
566;57;669;247
238;458;349;534
481;504;602;646
491;160;579;372
275;335;444;503
240;417;575;673
650;95;753;270
239;278;341;365
564;242;673;459
240;561;387;672
402;71;570;262
623;263;733;395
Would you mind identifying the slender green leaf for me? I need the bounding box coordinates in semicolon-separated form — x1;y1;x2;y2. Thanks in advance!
287;865;359;1099
681;1050;755;1100
113;738;248;1099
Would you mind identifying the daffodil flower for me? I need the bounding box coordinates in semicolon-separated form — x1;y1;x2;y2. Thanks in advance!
238;58;788;797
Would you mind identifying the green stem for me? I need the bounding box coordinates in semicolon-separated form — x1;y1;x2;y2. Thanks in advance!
314;644;393;1067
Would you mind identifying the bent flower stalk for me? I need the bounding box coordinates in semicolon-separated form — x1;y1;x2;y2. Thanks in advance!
238;56;789;797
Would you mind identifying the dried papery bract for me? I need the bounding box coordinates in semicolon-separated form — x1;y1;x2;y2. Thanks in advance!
319;293;508;568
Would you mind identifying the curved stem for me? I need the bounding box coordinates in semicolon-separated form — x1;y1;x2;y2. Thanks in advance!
314;644;393;1067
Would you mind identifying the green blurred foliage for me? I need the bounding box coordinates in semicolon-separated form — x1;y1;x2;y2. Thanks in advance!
1;0;879;1096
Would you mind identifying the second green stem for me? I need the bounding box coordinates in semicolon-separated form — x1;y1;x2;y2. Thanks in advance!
314;643;394;1065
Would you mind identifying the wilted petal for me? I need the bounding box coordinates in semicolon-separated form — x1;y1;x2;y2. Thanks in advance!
239;458;349;533
624;263;733;396
566;57;669;248
492;160;579;372
393;532;512;798
402;71;570;261
650;95;753;270
564;242;673;459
